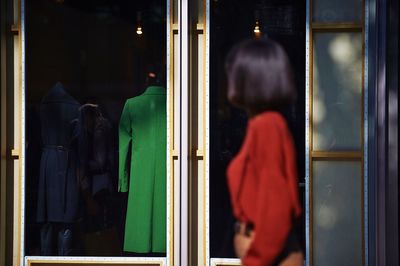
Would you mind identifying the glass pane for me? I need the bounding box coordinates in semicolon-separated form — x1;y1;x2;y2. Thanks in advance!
313;32;362;151
313;0;362;23
25;0;167;257
313;161;362;265
210;0;306;258
173;0;178;24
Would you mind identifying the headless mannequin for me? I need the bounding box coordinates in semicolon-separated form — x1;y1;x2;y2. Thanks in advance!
37;82;80;255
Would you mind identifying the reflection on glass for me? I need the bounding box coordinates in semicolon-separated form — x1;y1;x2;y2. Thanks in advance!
25;0;166;257
313;32;362;151
313;0;362;23
209;0;306;258
313;161;362;266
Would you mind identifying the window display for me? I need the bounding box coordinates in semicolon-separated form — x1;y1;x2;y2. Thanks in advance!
25;0;166;257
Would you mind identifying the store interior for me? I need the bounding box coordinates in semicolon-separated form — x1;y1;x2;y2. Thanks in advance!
24;0;306;259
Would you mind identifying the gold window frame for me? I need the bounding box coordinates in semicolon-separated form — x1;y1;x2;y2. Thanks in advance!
306;0;368;265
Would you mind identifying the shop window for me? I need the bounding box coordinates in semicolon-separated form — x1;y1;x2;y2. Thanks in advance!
24;0;168;263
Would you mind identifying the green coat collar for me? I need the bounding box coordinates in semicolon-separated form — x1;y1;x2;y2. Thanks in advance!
143;86;166;95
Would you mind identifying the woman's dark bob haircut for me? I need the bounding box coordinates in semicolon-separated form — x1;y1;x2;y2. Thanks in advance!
225;38;297;113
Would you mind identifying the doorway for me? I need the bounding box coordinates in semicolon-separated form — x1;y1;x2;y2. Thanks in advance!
208;0;306;258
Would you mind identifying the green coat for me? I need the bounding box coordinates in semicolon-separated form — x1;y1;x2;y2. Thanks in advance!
119;86;166;253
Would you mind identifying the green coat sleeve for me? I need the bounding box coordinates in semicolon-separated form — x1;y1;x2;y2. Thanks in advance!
118;100;132;192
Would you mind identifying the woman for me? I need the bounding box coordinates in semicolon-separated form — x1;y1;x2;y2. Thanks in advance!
225;38;303;265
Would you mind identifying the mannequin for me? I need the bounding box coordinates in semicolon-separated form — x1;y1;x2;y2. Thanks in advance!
119;67;166;253
37;82;80;255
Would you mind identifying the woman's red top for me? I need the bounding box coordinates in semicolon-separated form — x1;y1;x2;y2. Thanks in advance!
227;111;302;266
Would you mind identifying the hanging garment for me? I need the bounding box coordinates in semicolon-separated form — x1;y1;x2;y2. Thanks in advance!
88;119;114;196
77;104;115;196
37;82;81;223
119;86;166;253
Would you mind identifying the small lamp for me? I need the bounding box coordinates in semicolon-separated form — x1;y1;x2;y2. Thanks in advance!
136;12;143;36
253;10;262;38
136;25;143;35
254;21;261;37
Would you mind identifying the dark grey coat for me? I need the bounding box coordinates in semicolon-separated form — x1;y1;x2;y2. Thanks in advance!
36;82;81;223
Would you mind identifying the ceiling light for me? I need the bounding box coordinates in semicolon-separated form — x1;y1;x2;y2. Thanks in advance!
136;26;143;35
254;21;261;38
